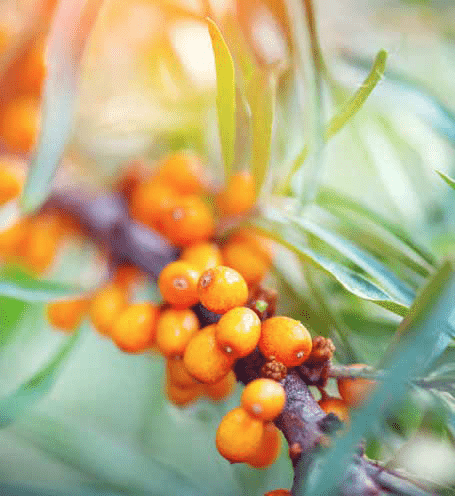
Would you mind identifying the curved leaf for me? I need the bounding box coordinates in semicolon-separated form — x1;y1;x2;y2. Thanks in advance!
255;219;409;316
21;0;105;213
0;267;89;302
206;17;236;181
436;170;455;191
0;329;80;428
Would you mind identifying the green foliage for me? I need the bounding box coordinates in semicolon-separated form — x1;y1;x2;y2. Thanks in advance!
436;170;455;191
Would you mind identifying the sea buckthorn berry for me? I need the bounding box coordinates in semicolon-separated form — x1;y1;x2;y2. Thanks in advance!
216;407;264;463
113;264;142;292
0;219;30;260
111;303;159;353
264;490;291;496
247;422;281;468
166;357;200;388
158;261;200;309
160;195;214;247
198;266;248;314
0;96;40;153
16;43;46;96
156;151;206;195
337;364;377;408
46;298;89;332
156;308;199;357
221;239;270;286
204;370;236;401
180;242;223;273
89;283;127;336
217;170;256;216
241;378;286;421
259;316;312;368
319;397;350;424
166;378;203;407
183;325;235;384
129;179;177;230
215;307;261;358
0;162;23;206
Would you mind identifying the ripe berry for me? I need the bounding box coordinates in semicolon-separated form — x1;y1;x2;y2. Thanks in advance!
259;316;312;368
0;161;23;206
264;490;291;496
247;422;281;468
0;219;30;260
166;377;203;407
198;266;248;314
180;242;223;273
110;303;159;353
0;96;40;153
155;308;199;357
89;283;127;336
158;261;200;309
337;364;376;408
221;239;270;286
216;407;264;463
183;324;235;384
241;378;286;421
215;307;261;358
166;357;200;388
15;43;46;96
156;151;206;195
204;370;236;401
112;264;142;292
129;179;177;230
217;170;256;216
160;195;214;247
319;397;350;424
46;298;89;332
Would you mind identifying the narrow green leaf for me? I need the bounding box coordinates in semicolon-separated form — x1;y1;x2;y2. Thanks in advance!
247;68;277;193
0;329;80;428
0;267;89;302
21;0;104;213
255;219;409;316
206;17;236;180
305;259;455;495
436;170;455;191
289;215;415;305
279;49;387;194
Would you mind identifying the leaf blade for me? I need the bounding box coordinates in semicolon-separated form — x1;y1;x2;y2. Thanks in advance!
436;170;455;191
206;17;236;181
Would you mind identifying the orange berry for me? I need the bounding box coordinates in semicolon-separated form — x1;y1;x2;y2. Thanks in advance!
198;266;248;314
166;357;200;388
46;298;89;332
110;302;159;353
129;179;177;230
337;364;377;408
161;195;214;247
319;397;350;424
112;264;142;292
215;307;261;358
0;218;30;260
241;378;286;421
217;170;256;216
166;378;203;407
232;228;275;264
158;261;200;309
216;407;264;463
16;44;46;96
156;151;206;195
180;242;223;273
89;283;127;336
247;422;281;468
259;316;312;368
264;490;292;496
183;324;235;384
0;96;40;153
221;239;270;286
0;162;23;205
204;370;236;401
156;307;199;357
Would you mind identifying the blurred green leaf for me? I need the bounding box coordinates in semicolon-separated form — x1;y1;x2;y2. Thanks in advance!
436;170;455;191
256;217;409;316
304;259;455;495
207;17;236;181
0;267;89;302
0;328;80;428
247;68;277;193
0;297;28;347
